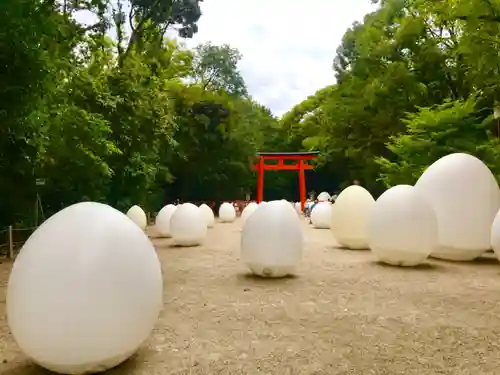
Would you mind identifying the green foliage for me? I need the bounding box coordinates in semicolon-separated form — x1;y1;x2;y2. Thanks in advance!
377;98;500;187
191;43;248;97
278;0;500;196
0;1;279;226
6;0;500;227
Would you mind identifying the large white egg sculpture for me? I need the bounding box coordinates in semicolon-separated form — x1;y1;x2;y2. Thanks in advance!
218;202;236;223
241;202;258;224
415;153;500;261
126;205;147;229
368;185;437;266
317;192;331;202
155;204;176;237
199;204;215;228
490;209;500;259
241;200;303;277
7;202;162;374
170;203;207;246
311;202;332;229
331;185;375;249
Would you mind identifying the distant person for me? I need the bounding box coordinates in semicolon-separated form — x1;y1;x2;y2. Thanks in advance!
304;199;313;217
309;199;319;224
353;179;360;185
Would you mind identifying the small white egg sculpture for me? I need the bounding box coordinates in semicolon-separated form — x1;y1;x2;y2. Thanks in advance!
415;153;500;261
219;202;236;223
331;185;375;249
199;204;215;228
170;203;207;246
368;185;437;266
311;202;332;229
7;202;162;374
241;202;258;224
126;205;147;229
241;200;303;277
155;204;176;237
317;191;331;202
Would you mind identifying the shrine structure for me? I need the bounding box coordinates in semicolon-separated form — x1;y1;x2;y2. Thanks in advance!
252;151;319;212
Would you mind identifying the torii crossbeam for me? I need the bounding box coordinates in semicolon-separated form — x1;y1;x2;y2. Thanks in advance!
252;151;319;212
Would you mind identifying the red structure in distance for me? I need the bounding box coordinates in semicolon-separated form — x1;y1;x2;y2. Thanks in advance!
252;151;319;212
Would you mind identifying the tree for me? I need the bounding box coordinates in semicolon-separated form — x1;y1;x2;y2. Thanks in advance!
377;98;500;187
0;0;79;226
191;42;248;96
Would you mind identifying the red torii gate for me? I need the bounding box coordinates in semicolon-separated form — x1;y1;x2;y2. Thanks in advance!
252;151;319;212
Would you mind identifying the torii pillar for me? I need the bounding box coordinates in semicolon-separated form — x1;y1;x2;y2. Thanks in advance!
252;151;319;212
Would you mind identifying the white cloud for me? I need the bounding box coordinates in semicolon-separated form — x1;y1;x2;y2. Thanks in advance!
75;0;377;116
185;0;378;116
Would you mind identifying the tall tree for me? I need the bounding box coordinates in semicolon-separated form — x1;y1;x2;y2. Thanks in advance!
191;42;248;96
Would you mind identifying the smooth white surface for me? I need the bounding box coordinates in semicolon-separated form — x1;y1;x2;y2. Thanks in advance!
155;204;176;237
126;205;147;230
294;202;302;213
310;202;332;229
199;204;215;228
317;192;331;202
241;202;258;224
218;202;236;223
331;185;375;249
415;153;500;261
241;200;303;277
7;202;162;374
368;185;437;266
170;203;207;246
491;209;500;259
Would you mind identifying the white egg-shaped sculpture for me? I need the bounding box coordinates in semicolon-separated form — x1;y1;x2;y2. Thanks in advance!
170;203;207;246
155;204;176;237
218;202;236;223
317;192;331;202
415;153;500;261
7;202;162;374
331;185;375;249
368;185;437;266
126;205;147;229
490;209;500;259
294;202;302;213
311;202;332;229
199;203;215;228
241;202;258;224
241;200;303;277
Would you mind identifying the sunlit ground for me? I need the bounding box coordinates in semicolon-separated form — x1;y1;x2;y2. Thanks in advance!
1;219;500;375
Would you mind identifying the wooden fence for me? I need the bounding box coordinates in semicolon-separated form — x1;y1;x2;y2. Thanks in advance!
0;225;38;259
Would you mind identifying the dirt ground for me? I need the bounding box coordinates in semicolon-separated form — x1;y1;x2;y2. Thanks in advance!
1;218;500;375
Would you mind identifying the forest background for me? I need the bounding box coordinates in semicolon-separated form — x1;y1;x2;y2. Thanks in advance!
2;0;500;227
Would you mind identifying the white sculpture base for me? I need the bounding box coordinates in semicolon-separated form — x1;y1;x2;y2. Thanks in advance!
246;263;296;278
431;246;486;261
375;249;428;267
174;239;202;247
35;348;136;375
338;238;370;250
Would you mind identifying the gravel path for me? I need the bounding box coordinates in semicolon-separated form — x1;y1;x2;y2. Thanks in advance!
1;218;500;374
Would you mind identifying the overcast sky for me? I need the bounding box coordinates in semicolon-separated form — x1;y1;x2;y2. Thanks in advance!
77;1;377;116
182;0;377;116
